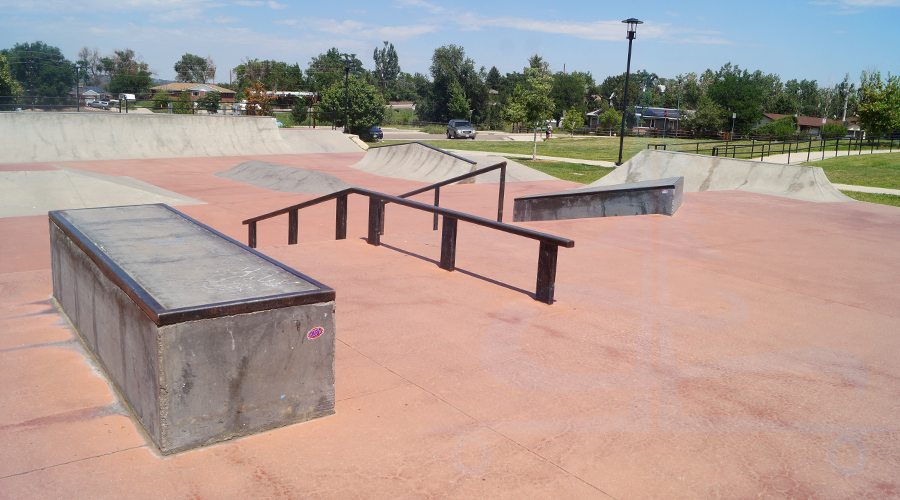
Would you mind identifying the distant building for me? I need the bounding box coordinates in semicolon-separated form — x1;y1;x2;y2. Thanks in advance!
757;113;841;135
68;86;110;104
150;83;236;102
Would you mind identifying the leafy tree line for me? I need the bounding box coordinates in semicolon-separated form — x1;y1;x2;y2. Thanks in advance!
2;39;897;135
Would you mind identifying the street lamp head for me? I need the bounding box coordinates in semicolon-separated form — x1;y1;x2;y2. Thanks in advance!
622;18;643;39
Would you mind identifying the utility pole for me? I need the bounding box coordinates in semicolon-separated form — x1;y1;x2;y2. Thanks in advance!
343;56;351;134
29;50;35;111
675;77;682;138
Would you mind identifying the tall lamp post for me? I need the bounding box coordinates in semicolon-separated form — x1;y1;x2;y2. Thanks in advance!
675;77;682;138
616;18;642;166
342;55;352;134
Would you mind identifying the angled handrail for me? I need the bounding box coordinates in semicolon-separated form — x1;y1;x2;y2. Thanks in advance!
386;161;507;232
241;183;573;304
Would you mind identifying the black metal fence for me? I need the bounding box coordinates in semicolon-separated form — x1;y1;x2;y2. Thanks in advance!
649;134;898;162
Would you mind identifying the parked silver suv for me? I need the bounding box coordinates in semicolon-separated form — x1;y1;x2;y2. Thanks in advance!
447;119;476;139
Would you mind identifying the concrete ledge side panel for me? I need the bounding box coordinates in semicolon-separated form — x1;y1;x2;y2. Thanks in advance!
50;220;162;444
160;302;336;453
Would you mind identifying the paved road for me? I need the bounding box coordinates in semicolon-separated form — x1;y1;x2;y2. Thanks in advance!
381;127;536;142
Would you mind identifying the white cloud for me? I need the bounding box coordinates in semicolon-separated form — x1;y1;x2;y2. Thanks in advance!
267;1;288;9
395;0;445;14
313;18;439;41
234;0;264;6
448;15;730;44
841;0;900;5
215;16;241;23
275;19;298;25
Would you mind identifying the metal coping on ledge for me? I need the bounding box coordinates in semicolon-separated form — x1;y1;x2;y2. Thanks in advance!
515;177;684;200
49;203;335;327
366;141;477;164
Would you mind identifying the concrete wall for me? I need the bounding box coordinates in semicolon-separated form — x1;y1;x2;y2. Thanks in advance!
593;149;853;203
1;112;292;163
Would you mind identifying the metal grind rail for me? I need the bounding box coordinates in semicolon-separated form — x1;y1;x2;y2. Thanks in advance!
385;161;507;233
242;183;573;304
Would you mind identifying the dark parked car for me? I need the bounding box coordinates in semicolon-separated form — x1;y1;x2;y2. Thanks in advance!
447;119;476;139
369;126;383;140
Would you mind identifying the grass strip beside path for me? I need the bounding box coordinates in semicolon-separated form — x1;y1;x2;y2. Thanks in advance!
801;153;900;190
840;190;900;207
508;158;615;184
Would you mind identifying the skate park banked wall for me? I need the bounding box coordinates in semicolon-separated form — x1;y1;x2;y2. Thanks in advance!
594;149;853;203
348;142;478;184
50;204;336;454
0;112;292;163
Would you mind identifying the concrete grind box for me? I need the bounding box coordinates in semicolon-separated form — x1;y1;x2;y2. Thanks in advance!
49;204;335;454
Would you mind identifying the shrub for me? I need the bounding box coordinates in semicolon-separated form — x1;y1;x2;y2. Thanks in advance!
822;122;848;139
755;115;797;137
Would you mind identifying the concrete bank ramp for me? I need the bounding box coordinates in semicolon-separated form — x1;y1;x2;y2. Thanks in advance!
0;112;291;163
279;128;364;154
593;149;853;202
214;161;353;194
0;165;203;218
348;142;477;184
451;152;558;183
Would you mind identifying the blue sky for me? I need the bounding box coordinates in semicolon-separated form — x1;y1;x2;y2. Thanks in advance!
1;0;897;88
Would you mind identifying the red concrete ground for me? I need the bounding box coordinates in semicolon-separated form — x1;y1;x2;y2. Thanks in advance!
1;153;899;499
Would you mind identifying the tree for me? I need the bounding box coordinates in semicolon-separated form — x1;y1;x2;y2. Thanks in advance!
447;81;470;119
172;90;193;114
77;46;103;87
705;63;765;134
318;75;385;139
175;54;215;83
306;49;364;92
505;68;553;159
372;41;400;100
196;91;221;114
561;106;583;136
233;58;304;92
682;94;726;135
857;69;900;135
551;71;592;123
102;48;153;95
244;81;272;116
0;54;23;106
754;115;797;137
598;107;621;135
415;45;486;124
1;41;74;102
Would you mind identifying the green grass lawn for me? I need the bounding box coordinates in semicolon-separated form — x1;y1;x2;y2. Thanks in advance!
508;158;615;184
840;190;900;207
383;136;696;163
801;153;900;189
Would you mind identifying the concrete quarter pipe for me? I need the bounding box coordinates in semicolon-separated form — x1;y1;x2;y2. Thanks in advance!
594;149;853;203
0;112;292;163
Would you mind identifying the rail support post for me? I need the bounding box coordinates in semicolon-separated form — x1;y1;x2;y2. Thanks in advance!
433;187;441;231
248;222;257;249
335;194;348;240
367;197;382;246
535;242;559;304
439;216;458;271
288;209;298;245
497;165;506;223
378;201;386;235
